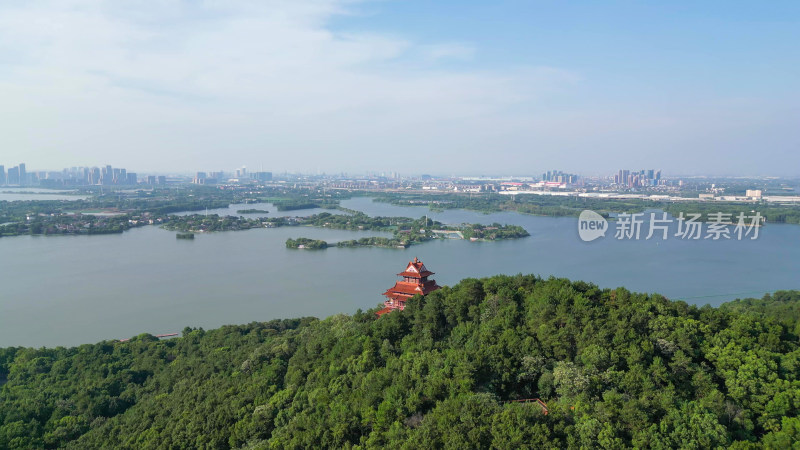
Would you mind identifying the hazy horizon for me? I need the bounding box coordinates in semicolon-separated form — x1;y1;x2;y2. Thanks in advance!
2;1;798;176
4;160;800;180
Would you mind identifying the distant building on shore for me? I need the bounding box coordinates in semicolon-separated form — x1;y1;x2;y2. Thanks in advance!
746;189;763;199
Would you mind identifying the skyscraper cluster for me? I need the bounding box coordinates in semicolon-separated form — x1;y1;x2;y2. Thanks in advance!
0;163;26;186
614;169;662;187
542;170;579;184
0;163;140;186
60;165;140;186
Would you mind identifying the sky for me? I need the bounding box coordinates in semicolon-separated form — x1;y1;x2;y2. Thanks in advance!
0;0;798;176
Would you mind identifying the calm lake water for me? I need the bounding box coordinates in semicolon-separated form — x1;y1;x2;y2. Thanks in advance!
1;196;799;347
0;188;89;201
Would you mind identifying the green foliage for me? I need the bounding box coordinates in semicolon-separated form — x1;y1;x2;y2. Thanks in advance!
336;236;408;248
721;290;800;336
460;223;529;240
2;278;800;448
163;214;265;232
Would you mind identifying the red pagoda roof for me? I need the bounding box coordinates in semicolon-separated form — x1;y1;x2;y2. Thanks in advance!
397;257;434;278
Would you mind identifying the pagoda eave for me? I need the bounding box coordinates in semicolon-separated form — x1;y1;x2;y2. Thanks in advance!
376;306;394;316
397;270;434;278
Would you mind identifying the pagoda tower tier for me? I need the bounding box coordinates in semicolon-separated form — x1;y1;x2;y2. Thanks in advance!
377;257;441;316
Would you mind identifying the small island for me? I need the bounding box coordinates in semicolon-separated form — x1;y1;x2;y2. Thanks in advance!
336;237;408;249
162;214;265;232
176;232;195;239
285;237;328;249
236;209;269;214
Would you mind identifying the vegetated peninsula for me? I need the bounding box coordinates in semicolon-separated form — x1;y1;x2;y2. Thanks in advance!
0;185;347;238
372;191;800;224
5;182;800;239
2;276;799;448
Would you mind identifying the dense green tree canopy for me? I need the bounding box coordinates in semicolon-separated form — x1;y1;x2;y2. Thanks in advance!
1;277;799;448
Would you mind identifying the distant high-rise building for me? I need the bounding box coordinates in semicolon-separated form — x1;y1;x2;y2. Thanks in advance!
147;175;156;185
252;171;272;182
126;173;138;185
157;176;166;185
746;190;763;198
7;166;20;185
101;165;113;185
19;163;26;186
0;165;5;185
90;167;101;185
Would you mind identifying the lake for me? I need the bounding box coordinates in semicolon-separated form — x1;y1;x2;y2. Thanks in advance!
1;196;798;347
0;188;89;201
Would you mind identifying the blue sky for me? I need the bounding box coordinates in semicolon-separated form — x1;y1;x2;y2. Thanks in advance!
0;0;797;175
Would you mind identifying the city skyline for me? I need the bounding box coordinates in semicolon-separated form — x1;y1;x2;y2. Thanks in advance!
1;1;798;175
8;159;800;182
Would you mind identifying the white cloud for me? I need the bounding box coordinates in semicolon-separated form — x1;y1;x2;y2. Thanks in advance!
0;0;582;172
0;1;795;175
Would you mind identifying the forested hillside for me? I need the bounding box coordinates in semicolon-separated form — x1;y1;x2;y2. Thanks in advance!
720;290;800;337
2;276;800;448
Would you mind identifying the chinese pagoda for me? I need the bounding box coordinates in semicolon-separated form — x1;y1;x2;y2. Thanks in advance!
377;257;441;316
